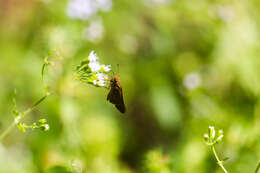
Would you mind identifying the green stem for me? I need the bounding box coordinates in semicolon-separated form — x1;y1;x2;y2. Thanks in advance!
255;162;260;173
0;94;48;141
0;121;16;141
212;146;228;173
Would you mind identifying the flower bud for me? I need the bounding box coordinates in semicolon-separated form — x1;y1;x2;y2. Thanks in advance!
40;124;50;131
208;126;216;141
216;134;224;143
218;129;223;136
204;133;209;143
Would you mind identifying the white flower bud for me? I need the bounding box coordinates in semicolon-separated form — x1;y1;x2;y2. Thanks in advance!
216;134;224;143
208;126;216;140
204;133;209;142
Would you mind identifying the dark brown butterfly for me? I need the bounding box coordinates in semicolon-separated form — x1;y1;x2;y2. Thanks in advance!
107;75;126;113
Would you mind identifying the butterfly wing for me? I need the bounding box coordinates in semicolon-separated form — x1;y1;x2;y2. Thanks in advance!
107;86;126;113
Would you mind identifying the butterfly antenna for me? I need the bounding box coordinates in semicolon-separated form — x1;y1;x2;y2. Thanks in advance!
117;64;120;74
112;69;115;76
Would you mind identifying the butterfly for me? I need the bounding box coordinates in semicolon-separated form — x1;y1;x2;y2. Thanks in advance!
107;75;126;113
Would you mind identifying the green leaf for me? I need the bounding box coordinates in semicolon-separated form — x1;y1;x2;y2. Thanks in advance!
38;119;47;123
12;89;20;117
222;157;229;162
45;166;73;173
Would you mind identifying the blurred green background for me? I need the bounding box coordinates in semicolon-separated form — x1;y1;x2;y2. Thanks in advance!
1;0;260;172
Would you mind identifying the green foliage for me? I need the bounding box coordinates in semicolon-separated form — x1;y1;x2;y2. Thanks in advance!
45;166;73;173
0;58;51;140
143;150;171;173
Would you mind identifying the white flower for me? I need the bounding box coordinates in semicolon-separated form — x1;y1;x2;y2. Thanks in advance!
93;78;105;87
96;73;108;87
67;0;112;21
44;124;50;131
88;51;98;62
97;80;105;87
67;0;97;20
91;73;109;87
204;133;209;139
101;65;111;72
183;72;201;90
96;73;104;80
82;19;104;43
88;62;101;72
95;0;113;12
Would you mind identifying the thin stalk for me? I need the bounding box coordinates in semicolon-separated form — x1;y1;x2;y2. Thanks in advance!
255;162;260;173
0;121;16;141
0;94;48;141
211;146;228;173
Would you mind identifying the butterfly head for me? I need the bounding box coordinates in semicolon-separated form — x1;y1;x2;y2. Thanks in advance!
110;75;121;87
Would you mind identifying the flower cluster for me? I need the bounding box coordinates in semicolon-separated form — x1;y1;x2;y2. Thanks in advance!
76;51;111;87
17;118;50;133
204;126;224;146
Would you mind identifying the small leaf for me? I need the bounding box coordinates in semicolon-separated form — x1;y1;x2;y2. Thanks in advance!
32;95;48;108
17;123;26;133
38;119;47;123
42;56;50;83
41;63;46;81
222;157;229;162
12;89;20;117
